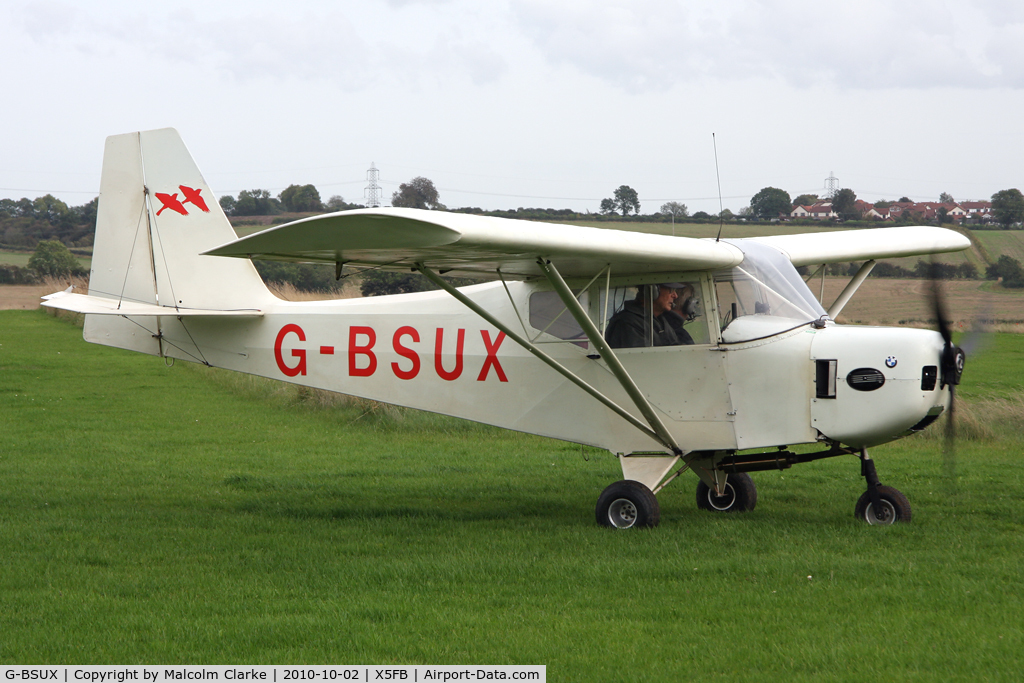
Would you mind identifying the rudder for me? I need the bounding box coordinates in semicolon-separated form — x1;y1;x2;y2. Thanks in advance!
83;128;273;355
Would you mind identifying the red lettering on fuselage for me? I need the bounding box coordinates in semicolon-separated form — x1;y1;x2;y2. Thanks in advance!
348;326;377;377
477;330;508;382
392;326;421;380
434;328;465;381
274;324;507;382
274;324;307;377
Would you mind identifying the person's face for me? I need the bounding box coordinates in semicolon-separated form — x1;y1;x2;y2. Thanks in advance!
653;286;677;315
673;286;694;311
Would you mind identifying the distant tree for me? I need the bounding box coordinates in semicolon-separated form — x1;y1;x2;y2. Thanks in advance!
898;196;912;203
599;198;617;215
28;240;81;278
32;194;72;227
937;207;949;224
360;271;430;297
991;188;1024;228
915;260;959;280
72;197;98;228
326;195;347;211
691;211;712;220
233;189;277;216
613;185;641;216
255;262;338;292
792;194;818;208
279;184;323;212
939;192;955;204
392;177;444;209
660;201;688;219
874;200;893;209
832;188;859;220
719;208;735;221
219;195;236;215
749;187;791;220
872;262;914;278
985;255;1024;287
957;262;979;279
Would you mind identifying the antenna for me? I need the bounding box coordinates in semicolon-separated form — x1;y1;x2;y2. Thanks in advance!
713;133;725;242
364;163;382;208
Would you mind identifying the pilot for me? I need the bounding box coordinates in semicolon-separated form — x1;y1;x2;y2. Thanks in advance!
663;283;697;345
605;283;683;348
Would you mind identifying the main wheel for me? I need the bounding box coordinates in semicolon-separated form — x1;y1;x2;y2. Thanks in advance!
595;480;660;528
854;486;911;525
696;472;757;513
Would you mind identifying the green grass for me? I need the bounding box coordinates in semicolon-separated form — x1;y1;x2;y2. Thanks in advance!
1;311;1023;679
972;230;1024;264
0;248;91;270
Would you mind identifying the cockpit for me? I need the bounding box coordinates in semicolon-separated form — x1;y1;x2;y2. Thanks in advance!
525;239;830;350
714;239;828;343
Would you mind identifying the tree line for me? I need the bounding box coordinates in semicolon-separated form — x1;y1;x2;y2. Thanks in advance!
6;177;1024;291
748;186;1024;228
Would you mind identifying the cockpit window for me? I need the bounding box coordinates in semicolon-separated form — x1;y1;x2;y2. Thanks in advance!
603;281;707;348
528;290;586;341
714;240;827;342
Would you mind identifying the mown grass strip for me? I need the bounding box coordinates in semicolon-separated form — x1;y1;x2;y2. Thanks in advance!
1;311;1021;678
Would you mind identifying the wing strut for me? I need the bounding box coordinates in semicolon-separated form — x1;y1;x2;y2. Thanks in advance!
829;259;876;319
536;258;684;457
415;263;670;450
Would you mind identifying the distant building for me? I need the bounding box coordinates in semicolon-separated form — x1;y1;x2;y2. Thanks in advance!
793;199;992;223
791;201;837;220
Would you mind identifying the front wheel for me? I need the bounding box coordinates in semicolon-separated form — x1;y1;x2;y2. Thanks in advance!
854;486;911;525
596;480;660;528
696;472;757;513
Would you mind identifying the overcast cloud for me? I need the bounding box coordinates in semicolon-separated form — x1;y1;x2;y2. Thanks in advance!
3;0;1023;215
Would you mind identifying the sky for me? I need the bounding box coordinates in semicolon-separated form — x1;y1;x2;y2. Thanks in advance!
3;0;1024;216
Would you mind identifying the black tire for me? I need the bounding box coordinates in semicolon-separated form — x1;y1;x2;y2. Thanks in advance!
696;472;757;513
854;486;912;525
595;480;660;528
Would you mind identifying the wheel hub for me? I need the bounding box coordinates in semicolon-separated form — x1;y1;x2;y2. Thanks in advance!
607;498;638;528
706;483;737;511
865;500;897;525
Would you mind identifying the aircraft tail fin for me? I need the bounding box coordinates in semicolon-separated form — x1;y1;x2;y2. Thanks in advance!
87;127;273;310
50;128;274;356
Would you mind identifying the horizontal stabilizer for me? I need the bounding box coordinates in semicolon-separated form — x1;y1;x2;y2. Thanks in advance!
42;290;263;317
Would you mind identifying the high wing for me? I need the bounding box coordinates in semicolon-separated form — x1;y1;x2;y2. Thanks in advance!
204;208;745;279
749;226;971;267
205;208;971;278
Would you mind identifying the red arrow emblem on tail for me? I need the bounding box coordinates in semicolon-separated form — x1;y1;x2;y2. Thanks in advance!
155;192;189;216
179;185;210;213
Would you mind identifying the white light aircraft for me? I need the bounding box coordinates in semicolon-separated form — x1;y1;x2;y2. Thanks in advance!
44;129;971;528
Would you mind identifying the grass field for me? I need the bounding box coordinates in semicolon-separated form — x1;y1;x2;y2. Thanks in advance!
2;310;1023;678
973;230;1024;263
0;248;92;271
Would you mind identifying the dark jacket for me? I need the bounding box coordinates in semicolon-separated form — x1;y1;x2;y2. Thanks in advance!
605;300;681;348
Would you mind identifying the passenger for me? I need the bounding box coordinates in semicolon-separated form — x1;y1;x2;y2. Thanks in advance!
663;283;697;345
605;284;683;348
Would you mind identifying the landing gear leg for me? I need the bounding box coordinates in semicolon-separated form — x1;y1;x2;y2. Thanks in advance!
854;448;911;525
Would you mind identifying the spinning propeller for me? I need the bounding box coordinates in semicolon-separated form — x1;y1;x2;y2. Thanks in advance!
928;270;967;483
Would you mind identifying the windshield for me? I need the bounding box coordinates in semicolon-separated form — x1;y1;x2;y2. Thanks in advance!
714;239;827;342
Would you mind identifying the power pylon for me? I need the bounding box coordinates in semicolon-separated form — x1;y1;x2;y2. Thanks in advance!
824;172;838;199
365;163;382;208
